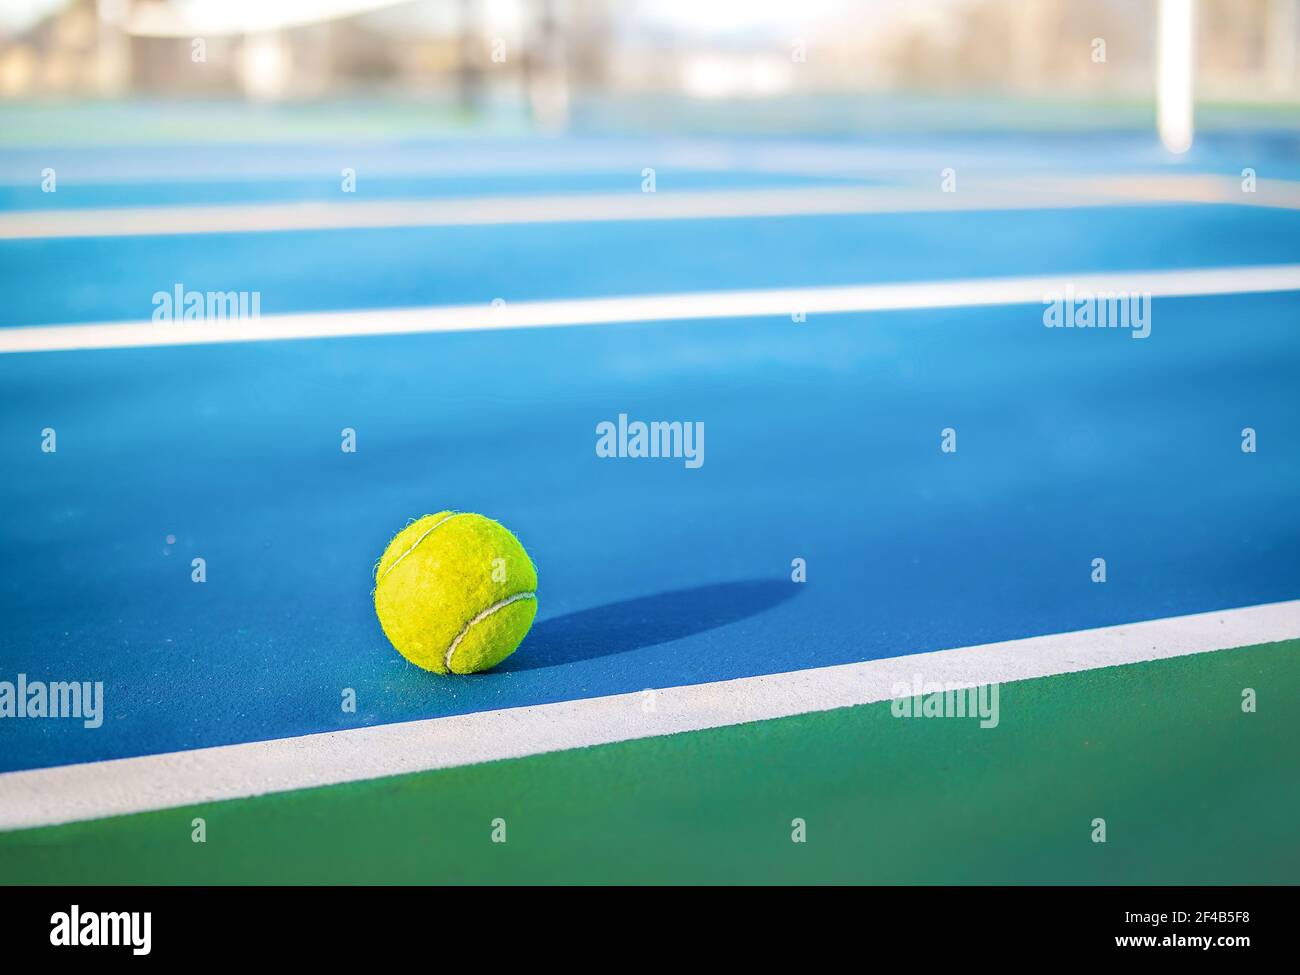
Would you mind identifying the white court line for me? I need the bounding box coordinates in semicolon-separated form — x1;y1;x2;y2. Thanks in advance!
4;175;1297;241
0;185;1127;240
1;600;1296;831
3;264;1300;354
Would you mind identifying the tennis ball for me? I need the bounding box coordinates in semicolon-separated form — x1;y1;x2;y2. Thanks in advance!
374;511;537;674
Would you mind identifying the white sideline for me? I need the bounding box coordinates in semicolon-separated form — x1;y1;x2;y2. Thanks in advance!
1;599;1296;831
4;264;1300;354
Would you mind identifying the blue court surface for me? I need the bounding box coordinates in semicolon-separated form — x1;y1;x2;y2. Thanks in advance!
2;129;1298;775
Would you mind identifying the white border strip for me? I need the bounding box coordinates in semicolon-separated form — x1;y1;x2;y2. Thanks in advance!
5;264;1300;354
1;599;1296;831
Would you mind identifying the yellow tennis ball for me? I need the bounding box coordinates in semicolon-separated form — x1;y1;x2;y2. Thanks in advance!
374;511;538;674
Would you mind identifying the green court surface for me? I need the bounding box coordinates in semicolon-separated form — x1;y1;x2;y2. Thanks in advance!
2;639;1295;885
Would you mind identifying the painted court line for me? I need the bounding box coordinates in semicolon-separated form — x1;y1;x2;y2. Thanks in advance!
4;175;1297;241
4;264;1300;354
0;185;1133;240
1;599;1296;831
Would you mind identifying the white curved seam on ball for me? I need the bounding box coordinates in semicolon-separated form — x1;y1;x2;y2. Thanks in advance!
444;592;537;672
377;512;463;587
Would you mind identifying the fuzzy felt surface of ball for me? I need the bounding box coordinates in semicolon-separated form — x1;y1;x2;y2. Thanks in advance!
374;511;538;674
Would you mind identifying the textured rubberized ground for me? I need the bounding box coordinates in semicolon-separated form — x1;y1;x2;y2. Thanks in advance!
3;639;1293;884
3;128;1297;883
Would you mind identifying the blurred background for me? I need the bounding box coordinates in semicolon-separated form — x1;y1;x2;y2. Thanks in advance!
0;0;1297;143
